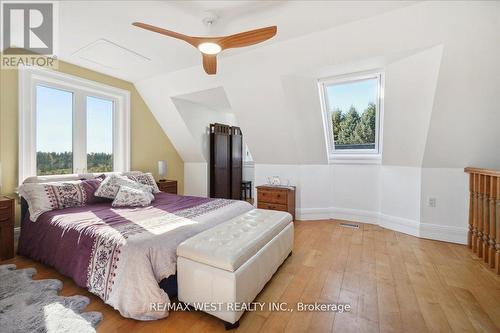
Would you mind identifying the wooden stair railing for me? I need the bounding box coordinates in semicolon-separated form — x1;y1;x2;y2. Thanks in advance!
465;167;500;274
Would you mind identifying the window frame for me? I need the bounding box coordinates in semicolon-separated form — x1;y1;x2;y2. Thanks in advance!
318;71;384;164
19;66;130;183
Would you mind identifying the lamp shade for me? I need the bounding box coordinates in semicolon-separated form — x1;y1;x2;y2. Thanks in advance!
158;160;167;180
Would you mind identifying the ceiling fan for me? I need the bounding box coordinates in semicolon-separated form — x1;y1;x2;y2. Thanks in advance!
132;22;277;75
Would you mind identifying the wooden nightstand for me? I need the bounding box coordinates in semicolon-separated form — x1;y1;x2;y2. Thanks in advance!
256;185;296;220
157;180;178;195
0;196;15;261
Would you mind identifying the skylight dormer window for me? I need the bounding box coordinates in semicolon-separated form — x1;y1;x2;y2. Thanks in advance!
318;71;384;163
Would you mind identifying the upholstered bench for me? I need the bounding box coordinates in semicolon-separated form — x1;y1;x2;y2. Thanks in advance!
177;209;294;329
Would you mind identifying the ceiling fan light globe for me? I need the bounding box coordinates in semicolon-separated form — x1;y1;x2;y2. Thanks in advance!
198;42;221;55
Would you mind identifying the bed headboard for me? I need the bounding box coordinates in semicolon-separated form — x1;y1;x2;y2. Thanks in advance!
19;171;143;222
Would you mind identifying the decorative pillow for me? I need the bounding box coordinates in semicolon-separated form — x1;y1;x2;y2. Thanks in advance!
126;172;160;193
94;174;153;200
112;186;154;208
80;178;106;204
18;178;103;222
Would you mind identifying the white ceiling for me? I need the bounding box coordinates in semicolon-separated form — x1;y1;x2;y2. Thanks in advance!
57;1;418;82
168;0;282;24
173;87;231;111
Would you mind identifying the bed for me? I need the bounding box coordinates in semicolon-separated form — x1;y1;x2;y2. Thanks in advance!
18;180;254;320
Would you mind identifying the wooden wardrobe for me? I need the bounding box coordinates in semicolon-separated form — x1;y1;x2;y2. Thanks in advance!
210;123;242;200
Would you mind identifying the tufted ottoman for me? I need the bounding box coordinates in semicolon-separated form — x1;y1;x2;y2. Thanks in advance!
176;209;294;329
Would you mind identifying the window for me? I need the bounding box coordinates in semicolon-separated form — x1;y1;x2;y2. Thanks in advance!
36;85;74;175
19;67;130;182
319;72;383;162
86;96;114;173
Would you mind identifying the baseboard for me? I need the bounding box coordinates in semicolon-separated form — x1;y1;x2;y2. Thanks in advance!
296;207;333;221
379;214;419;237
296;207;379;224
420;222;467;244
329;207;380;225
297;206;466;244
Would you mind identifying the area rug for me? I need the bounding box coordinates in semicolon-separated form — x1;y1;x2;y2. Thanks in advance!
0;264;102;333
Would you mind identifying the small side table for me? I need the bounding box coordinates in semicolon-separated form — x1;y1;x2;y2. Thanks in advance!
0;196;15;261
157;180;178;195
256;185;296;220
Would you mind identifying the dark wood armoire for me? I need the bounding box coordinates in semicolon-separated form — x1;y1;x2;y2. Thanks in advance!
210;123;242;200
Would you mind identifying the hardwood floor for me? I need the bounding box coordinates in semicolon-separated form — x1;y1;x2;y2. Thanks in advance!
3;220;500;333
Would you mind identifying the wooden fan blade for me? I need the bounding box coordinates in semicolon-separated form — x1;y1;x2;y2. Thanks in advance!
202;54;217;75
219;26;277;50
132;22;197;47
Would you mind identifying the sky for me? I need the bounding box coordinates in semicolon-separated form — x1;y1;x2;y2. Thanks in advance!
36;85;113;154
326;77;377;114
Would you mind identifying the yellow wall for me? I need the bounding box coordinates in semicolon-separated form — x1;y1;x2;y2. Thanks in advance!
0;60;184;225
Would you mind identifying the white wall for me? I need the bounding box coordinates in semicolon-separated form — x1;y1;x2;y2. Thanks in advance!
184;162;208;197
379;166;421;236
420;168;468;243
382;46;442;166
255;164;467;243
242;161;255;187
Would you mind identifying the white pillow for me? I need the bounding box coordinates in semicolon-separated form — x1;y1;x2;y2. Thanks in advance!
112;186;154;207
18;179;100;222
126;172;160;193
95;174;153;199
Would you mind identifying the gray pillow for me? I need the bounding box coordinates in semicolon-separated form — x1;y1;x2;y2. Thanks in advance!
112;186;154;207
95;174;153;200
126;172;160;193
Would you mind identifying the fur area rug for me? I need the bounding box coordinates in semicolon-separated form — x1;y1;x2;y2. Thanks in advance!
0;264;102;333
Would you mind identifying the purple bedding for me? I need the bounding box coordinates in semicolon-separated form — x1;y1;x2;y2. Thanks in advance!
18;192;254;319
18;193;214;288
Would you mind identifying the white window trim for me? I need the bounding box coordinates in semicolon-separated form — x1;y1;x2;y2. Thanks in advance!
318;70;384;164
19;66;130;184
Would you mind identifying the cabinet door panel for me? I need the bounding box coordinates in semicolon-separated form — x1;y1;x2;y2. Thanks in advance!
210;124;231;198
231;127;243;200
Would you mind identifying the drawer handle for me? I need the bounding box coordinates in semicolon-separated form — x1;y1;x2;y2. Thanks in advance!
0;217;10;222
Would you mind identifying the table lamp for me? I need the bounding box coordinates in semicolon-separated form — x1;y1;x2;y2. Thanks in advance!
158;160;167;182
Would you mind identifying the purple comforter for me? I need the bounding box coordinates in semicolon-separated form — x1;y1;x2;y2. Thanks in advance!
18;192;254;319
18;193;210;287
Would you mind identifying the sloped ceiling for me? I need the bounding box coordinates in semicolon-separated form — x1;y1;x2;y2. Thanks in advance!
174;87;231;111
383;46;443;167
173;97;238;162
55;1;417;81
136;1;500;168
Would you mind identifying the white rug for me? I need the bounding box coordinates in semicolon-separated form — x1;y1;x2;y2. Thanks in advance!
0;264;102;333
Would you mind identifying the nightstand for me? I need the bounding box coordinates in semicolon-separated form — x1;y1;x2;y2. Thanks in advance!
0;196;15;261
157;180;178;195
256;185;296;220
